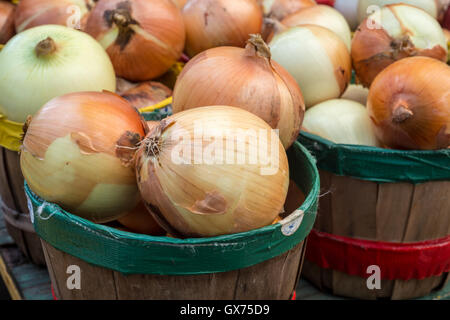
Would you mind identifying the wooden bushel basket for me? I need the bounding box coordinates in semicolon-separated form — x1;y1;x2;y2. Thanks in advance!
0;147;45;266
299;132;450;300
27;142;319;300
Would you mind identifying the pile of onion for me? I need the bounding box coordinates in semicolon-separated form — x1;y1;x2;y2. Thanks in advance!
302;99;379;146
280;4;352;51
21;91;147;222
135;106;289;238
121;81;172;110
352;4;448;88
0;0;15;44
85;0;185;81
182;0;263;57
269;25;351;108
173;34;305;149
14;0;97;32
0;24;116;123
367;56;450;150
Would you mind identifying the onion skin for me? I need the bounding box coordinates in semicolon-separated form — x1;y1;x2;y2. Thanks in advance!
269;25;351;108
117;201;166;235
121;81;172;110
367;57;450;150
281;5;352;51
85;0;185;81
136;106;289;238
182;0;263;57
14;0;96;32
352;4;448;88
259;0;316;20
0;1;15;44
173;35;305;149
0;25;116;123
21;91;147;222
172;0;187;9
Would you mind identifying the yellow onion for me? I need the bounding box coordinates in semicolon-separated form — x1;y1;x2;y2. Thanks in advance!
172;0;187;9
173;34;305;149
117;201;166;235
182;0;263;57
136;106;289;237
121;81;172;110
115;77;137;95
259;0;317;20
367;56;450;150
85;0;185;81
21;91;147;222
0;0;15;44
269;25;351;108
302;99;379;146
14;0;97;32
281;4;352;51
352;4;448;88
341;84;369;106
0;24;116;123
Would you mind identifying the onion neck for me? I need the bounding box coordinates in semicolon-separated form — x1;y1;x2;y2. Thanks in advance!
112;11;132;28
35;37;57;57
392;103;413;123
245;34;272;60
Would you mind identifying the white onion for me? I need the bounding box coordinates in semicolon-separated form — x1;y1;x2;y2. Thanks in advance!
302;99;379;146
0;25;116;123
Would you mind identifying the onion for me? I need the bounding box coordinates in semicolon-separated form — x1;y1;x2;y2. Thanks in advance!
367;56;450;150
121;81;172;110
172;0;187;9
302;99;379;146
117;201;166;235
173;34;305;149
281;4;352;51
352;4;448;88
333;0;360;30
14;0;97;32
116;77;137;95
135;106;289;237
0;25;116;123
443;5;450;29
182;0;263;57
259;0;316;20
85;0;185;81
0;0;15;44
269;25;351;108
21;91;147;222
341;84;369;106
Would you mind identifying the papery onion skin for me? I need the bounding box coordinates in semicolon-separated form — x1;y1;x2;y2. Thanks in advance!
259;0;317;20
173;35;305;149
121;81;172;110
444;28;450;62
117;201;166;235
14;0;96;32
0;0;15;44
0;24;116;123
21;91;146;222
85;0;185;81
182;0;263;57
281;5;352;51
136;106;289;238
352;4;448;88
172;0;187;9
269;25;351;108
367;56;450;150
302;99;379;146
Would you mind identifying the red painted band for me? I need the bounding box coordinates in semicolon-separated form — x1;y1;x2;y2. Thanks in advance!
305;229;450;280
315;0;335;6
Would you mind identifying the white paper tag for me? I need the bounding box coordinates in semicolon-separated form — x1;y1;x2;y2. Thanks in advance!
26;194;34;224
280;210;304;236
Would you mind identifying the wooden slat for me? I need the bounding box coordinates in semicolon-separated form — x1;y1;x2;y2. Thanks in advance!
0;251;22;300
4;149;27;214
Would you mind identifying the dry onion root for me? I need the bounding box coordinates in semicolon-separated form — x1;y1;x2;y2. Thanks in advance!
269;25;351;108
0;0;15;44
14;0;97;32
121;81;172;110
85;0;185;82
182;0;263;57
20;91;147;223
173;34;305;149
135;106;289;238
352;4;448;88
367;56;450;150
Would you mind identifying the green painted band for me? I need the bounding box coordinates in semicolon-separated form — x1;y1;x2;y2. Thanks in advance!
26;132;319;275
298;132;450;184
